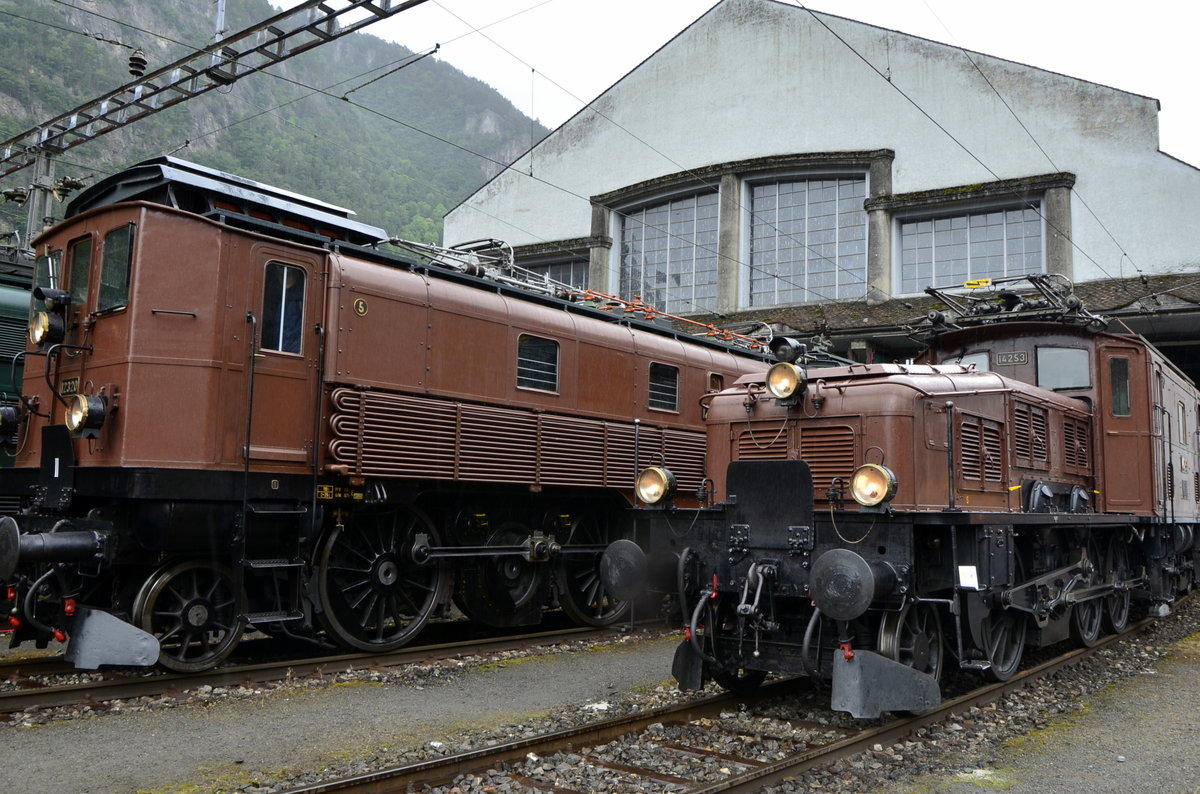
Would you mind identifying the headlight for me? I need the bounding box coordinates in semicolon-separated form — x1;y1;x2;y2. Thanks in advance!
850;464;897;507
28;311;63;347
65;394;106;434
635;466;676;505
766;362;807;400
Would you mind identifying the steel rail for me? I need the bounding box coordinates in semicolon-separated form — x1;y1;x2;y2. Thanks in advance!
280;613;1165;793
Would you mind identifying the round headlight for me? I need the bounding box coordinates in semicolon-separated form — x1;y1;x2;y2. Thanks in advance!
766;362;807;400
28;311;62;347
850;464;898;507
635;466;676;505
66;394;106;433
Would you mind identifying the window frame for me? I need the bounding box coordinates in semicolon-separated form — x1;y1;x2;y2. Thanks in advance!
1036;346;1091;391
742;172;869;307
97;222;135;314
67;235;93;307
516;333;559;394
615;188;720;315
647;362;680;413
260;261;307;355
1109;357;1132;417
894;202;1045;296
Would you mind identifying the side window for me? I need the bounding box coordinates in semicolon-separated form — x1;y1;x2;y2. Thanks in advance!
648;362;679;411
99;223;134;312
959;351;989;371
1037;347;1090;390
1179;401;1188;444
33;249;61;292
516;334;558;392
1109;358;1131;416
68;236;92;306
261;262;306;354
31;250;62;322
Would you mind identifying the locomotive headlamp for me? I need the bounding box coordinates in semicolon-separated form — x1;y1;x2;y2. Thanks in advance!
765;362;807;400
850;464;898;507
769;336;807;363
65;394;107;437
635;466;677;505
0;405;18;436
28;286;72;348
34;287;71;311
28;310;64;347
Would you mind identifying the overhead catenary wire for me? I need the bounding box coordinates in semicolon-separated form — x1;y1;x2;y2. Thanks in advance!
6;0;1171;318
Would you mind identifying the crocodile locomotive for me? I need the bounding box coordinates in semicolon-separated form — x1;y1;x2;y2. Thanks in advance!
0;157;766;671
605;274;1198;716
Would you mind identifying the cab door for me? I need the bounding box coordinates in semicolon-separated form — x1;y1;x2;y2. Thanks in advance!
1097;342;1154;514
244;245;323;468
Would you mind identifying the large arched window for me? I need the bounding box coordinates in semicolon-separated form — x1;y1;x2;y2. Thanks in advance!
898;204;1043;295
618;191;719;314
747;176;867;305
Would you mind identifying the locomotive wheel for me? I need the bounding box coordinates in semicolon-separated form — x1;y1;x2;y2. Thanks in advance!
877;601;944;683
1069;598;1103;647
981;609;1027;682
316;506;447;652
453;522;548;628
1070;538;1104;647
556;514;630;627
1102;535;1132;634
132;560;244;673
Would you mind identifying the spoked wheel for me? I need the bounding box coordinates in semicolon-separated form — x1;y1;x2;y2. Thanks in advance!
132;560;244;673
1070;538;1104;647
878;601;944;683
981;608;1027;682
556;514;629;627
316;506;447;652
699;597;767;696
1103;534;1133;634
453;521;548;628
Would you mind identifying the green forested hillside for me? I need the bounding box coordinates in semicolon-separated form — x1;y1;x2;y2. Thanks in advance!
0;0;546;243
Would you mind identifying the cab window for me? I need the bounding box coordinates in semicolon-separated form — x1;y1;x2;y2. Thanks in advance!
68;236;92;306
98;223;134;312
261;262;305;354
1109;358;1131;416
959;351;989;371
1036;347;1090;390
33;249;61;293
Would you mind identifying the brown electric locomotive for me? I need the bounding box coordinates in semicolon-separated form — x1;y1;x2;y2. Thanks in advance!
0;157;766;671
605;274;1198;717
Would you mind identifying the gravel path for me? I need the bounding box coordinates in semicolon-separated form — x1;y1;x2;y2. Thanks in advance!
882;630;1200;794
1;632;683;794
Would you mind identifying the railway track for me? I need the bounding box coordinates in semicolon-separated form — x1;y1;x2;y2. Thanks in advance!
280;615;1160;793
0;624;649;718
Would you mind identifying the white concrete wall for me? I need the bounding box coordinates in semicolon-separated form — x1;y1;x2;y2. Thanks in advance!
444;0;1200;288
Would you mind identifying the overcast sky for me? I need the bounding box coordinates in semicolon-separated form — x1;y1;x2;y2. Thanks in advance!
315;0;1197;167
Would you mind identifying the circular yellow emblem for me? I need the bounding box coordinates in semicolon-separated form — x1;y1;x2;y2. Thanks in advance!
353;298;368;317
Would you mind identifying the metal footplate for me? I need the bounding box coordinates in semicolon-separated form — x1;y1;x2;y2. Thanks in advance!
65;607;160;669
830;649;940;718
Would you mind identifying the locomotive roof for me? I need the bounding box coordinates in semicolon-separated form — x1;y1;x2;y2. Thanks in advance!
66;156;387;247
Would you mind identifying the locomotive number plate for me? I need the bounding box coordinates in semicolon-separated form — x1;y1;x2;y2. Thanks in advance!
996;351;1027;366
60;377;79;396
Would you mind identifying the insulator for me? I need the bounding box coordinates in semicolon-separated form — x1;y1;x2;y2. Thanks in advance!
128;49;147;77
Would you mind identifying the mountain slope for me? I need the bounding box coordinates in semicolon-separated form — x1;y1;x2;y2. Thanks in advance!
0;0;545;243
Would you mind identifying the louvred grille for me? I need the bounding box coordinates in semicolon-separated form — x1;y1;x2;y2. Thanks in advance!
328;388;705;491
